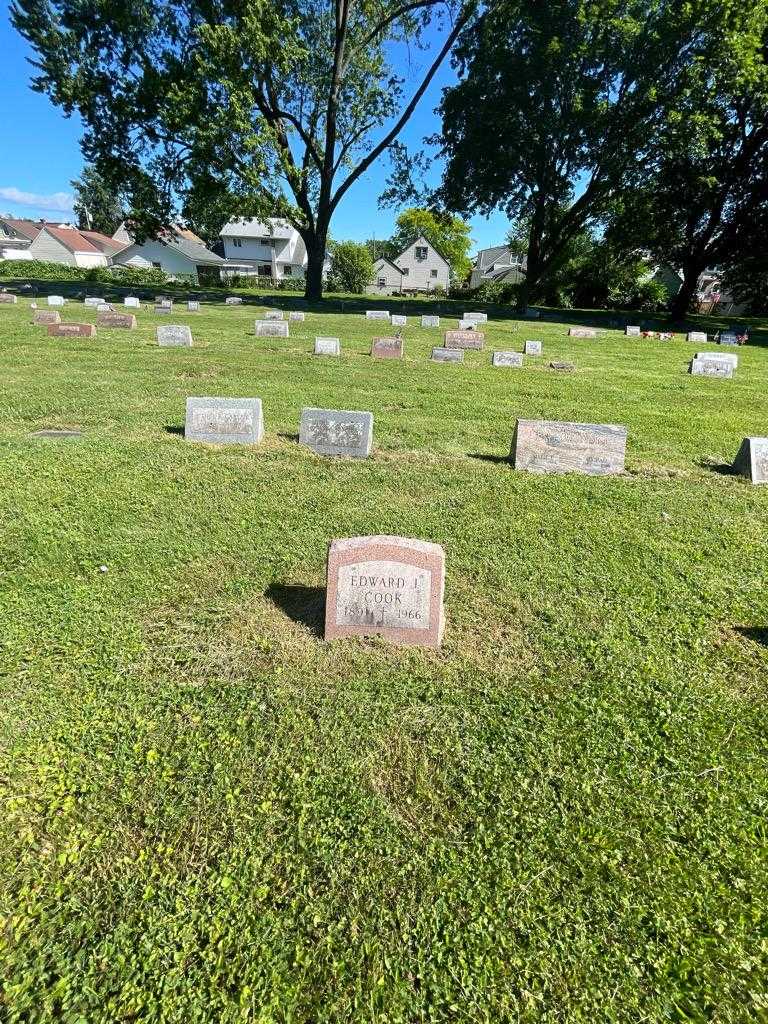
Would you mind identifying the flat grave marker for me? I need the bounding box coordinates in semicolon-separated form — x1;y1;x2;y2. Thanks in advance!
445;330;484;350
255;319;290;337
0;293;17;304
550;361;575;371
325;535;445;648
689;357;733;378
625;325;641;336
569;327;597;338
492;351;523;368
421;315;440;327
299;408;373;458
687;331;707;343
315;337;341;356
512;419;627;476
524;340;542;355
432;346;464;363
30;428;83;439
185;397;263;445
371;337;403;359
47;322;96;338
733;437;768;485
33;310;61;325
97;311;136;329
157;325;193;347
366;310;389;320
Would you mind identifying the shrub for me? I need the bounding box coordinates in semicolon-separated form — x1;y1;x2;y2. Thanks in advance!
327;241;373;294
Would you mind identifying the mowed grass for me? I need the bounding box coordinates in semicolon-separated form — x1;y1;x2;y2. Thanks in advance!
0;297;767;1023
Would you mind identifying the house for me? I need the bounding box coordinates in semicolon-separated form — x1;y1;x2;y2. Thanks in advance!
218;219;308;280
368;257;404;296
0;217;43;259
112;228;224;283
28;225;113;268
366;235;451;295
470;245;526;290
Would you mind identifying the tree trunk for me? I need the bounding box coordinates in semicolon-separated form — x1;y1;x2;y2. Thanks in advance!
303;237;325;301
670;261;703;320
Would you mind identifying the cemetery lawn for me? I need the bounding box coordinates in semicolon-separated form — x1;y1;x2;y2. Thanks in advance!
1;298;768;1023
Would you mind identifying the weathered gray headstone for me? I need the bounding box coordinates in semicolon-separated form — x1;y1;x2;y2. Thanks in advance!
371;337;403;359
463;312;488;323
445;330;484;350
733;437;768;485
625;325;641;336
315;337;340;356
0;292;17;304
366;310;389;320
97;311;136;329
48;295;65;307
689;357;733;378
432;347;464;363
568;327;597;338
457;319;475;330
185;397;263;445
390;314;407;326
96;303;112;313
325;535;445;648
263;310;284;320
84;297;106;307
719;332;738;346
156;297;173;308
512;419;627;475
299;408;373;458
288;311;305;321
550;361;575;371
33;309;61;325
187;300;200;312
695;351;737;368
421;315;440;327
225;296;243;305
154;305;173;315
492;351;523;368
524;340;542;355
255;319;290;337
157;325;193;347
47;322;96;338
125;296;141;308
687;331;707;343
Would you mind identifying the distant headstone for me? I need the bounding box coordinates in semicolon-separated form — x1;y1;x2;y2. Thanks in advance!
445;330;484;350
0;292;17;304
695;351;737;368
255;319;290;337
157;325;193;347
154;305;173;315
315;337;341;356
625;326;641;336
288;311;305;321
687;331;707;343
550;361;575;371
689;357;733;378
457;319;476;330
733;437;768;485
125;296;141;308
97;311;136;329
156;297;173;308
48;295;65;307
325;535;445;648
719;332;738;346
225;296;243;305
33;309;61;325
371;337;403;359
366;310;389;320
187;300;200;312
524;340;542;355
568;327;597;338
492;351;523;368
84;297;106;308
432;347;464;363
96;303;112;313
47;322;96;338
300;408;373;458
421;315;440;327
263;310;284;320
463;312;488;323
512;419;627;475
390;314;407;326
185;397;263;445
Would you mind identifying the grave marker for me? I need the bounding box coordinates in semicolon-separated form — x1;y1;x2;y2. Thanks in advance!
390;314;407;326
421;315;440;327
157;325;193;347
733;437;768;485
185;397;263;445
97;311;137;329
97;303;112;313
125;296;141;308
366;310;389;320
432;347;464;363
84;297;106;307
33;310;61;325
492;351;523;368
371;337;403;359
315;337;341;356
255;319;290;337
0;292;17;304
550;361;575;371
512;419;627;475
47;322;96;338
524;340;542;355
445;330;484;350
48;295;65;306
689;357;733;378
325;535;445;648
457;319;475;330
288;311;305;321
187;300;200;312
463;312;488;323
154;305;173;315
687;331;707;343
625;326;641;336
568;327;597;338
299;408;373;458
225;296;243;305
263;310;284;320
719;332;738;346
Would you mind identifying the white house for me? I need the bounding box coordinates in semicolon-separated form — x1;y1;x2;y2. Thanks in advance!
112;228;224;282
0;218;43;260
366;235;451;295
28;226;112;268
219;219;308;280
469;245;526;290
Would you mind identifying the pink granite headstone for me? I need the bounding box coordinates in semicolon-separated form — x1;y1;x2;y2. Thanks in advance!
444;330;484;350
47;323;97;338
325;536;445;648
371;337;403;359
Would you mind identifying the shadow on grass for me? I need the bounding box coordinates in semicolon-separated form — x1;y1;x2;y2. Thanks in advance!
265;584;325;637
698;458;735;477
467;452;511;466
734;626;768;648
165;425;185;436
278;432;300;442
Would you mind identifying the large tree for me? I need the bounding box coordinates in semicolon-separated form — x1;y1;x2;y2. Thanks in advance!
12;0;478;300
435;0;729;308
390;207;471;280
71;167;124;236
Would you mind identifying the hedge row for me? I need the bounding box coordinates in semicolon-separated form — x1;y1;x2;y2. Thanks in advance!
0;260;172;286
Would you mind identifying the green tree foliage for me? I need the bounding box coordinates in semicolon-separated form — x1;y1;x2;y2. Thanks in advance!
390;208;472;281
70;167;124;236
12;0;478;301
328;240;374;293
365;238;398;264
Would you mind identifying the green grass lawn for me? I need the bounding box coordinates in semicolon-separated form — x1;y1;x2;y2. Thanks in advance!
1;297;767;1023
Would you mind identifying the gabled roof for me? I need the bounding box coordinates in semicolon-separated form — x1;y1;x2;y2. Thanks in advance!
80;230;127;255
0;218;44;242
475;244;512;270
220;218;295;240
40;225;104;254
394;234;450;268
373;256;404;274
117;231;224;266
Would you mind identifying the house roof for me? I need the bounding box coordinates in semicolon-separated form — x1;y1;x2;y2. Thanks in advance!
394;234;451;268
475;244;512;270
373;257;404;274
41;225;104;254
117;231;224;266
175;226;205;244
80;230;127;255
220;218;295;240
0;218;44;242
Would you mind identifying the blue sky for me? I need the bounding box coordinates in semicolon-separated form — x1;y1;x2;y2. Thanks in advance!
0;7;510;253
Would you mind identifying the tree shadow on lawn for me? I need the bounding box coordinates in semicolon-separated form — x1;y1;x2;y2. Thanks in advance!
734;626;768;648
697;457;735;477
165;424;185;436
466;452;511;466
265;583;325;637
277;432;300;442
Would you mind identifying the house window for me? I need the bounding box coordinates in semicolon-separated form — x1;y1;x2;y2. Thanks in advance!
415;246;428;260
258;264;272;277
233;238;242;248
377;277;386;287
431;269;438;278
152;261;162;269
283;265;292;276
402;267;409;276
260;238;274;247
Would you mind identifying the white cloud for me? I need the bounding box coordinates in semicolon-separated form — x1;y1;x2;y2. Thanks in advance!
0;187;74;213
